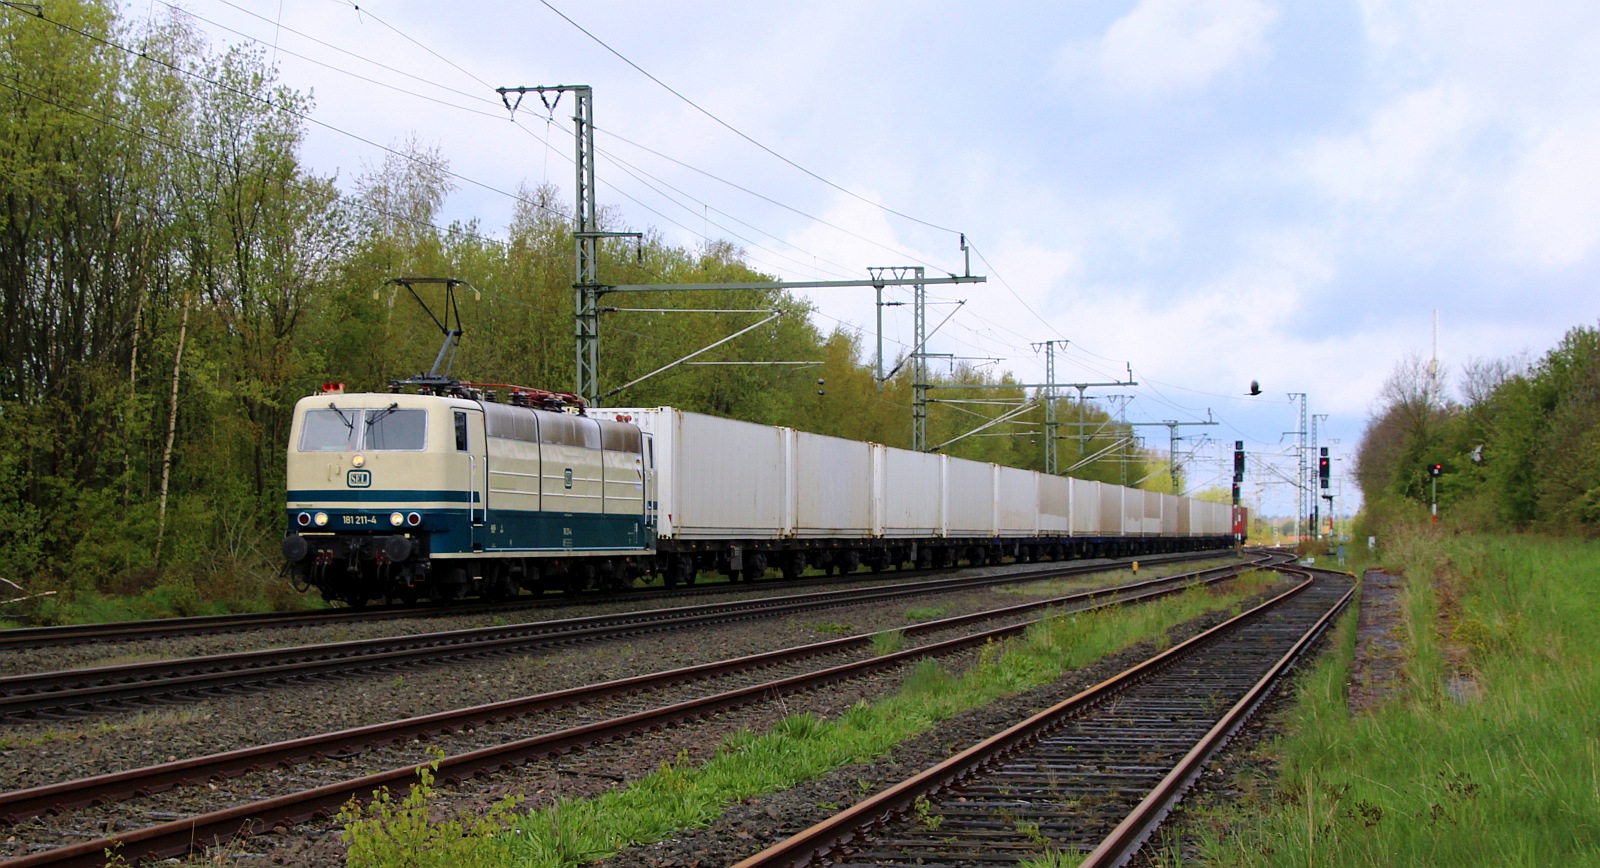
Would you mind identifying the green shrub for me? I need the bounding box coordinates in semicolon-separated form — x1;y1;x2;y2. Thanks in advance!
339;752;522;868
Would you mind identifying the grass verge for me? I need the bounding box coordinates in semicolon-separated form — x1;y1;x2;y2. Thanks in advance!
340;571;1278;867
1186;532;1600;865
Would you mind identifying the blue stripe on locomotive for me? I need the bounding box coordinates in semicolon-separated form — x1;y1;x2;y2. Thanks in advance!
286;489;651;555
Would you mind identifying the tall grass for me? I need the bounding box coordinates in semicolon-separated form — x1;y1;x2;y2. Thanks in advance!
1195;532;1600;865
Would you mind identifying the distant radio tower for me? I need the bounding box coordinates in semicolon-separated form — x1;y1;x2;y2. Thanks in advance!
1429;309;1440;408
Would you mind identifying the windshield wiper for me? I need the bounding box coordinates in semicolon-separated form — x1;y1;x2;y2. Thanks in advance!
327;402;355;430
365;402;400;428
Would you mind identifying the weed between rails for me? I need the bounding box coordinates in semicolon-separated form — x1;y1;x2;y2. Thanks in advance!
339;748;524;868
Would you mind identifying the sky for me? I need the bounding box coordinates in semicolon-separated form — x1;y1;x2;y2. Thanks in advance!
149;0;1600;519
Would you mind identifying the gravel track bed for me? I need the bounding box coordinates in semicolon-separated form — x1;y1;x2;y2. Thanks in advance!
189;660;939;866
0;569;1143;788
0;556;1238;864
0;560;1159;679
1;646;885;860
193;576;1277;866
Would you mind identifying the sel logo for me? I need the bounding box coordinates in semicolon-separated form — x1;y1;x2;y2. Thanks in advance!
347;469;372;488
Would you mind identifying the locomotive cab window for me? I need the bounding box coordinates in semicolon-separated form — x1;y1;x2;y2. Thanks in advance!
364;408;427;450
298;407;426;452
454;411;469;451
299;408;360;452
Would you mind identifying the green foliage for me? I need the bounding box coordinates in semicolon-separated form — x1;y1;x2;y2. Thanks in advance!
338;751;522;868
871;628;907;656
1358;324;1600;535
1194;533;1600;865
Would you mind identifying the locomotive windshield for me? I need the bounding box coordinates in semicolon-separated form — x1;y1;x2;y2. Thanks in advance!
364;408;426;450
299;407;427;452
300;408;358;452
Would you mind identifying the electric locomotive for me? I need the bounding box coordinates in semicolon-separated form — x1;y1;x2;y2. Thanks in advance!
281;378;655;605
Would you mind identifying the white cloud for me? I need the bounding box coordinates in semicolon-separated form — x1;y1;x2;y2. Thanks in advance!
1055;0;1278;97
1504;114;1600;267
1296;86;1476;207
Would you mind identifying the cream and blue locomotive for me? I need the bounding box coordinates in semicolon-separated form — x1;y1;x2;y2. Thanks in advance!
281;380;655;605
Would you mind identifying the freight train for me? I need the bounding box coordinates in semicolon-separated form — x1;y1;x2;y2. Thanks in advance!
282;379;1240;605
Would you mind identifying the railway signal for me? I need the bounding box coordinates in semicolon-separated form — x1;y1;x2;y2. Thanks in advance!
1319;447;1330;488
1427;462;1443;523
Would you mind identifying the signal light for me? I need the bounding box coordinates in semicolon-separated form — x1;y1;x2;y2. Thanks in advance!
1233;441;1245;482
1318;447;1330;488
1428;463;1443;478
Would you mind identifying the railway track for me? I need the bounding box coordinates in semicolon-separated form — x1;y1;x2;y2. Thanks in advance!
734;563;1351;867
0;551;1228;651
0;557;1282;866
0;555;1263;720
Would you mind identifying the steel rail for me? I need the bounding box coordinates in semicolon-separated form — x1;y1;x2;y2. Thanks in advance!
0;557;1270;826
730;564;1339;868
1081;565;1353;866
0;559;1276;866
0;555;1259;719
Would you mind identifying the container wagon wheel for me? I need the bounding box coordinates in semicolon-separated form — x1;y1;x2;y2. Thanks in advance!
781;552;806;580
840;549;861;574
743;551;768;582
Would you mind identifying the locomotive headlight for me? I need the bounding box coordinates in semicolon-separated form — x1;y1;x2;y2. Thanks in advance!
351;454;366;468
297;512;311;527
407;512;422;526
390;512;404;527
314;512;329;527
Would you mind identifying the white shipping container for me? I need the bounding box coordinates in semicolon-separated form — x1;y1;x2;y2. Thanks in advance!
944;456;995;536
878;447;942;537
792;431;872;537
1212;501;1232;536
1071;478;1101;535
1120;487;1141;536
1038;474;1071;534
997;466;1038;535
1161;494;1180;536
1142;490;1162;536
1101;484;1125;536
606;408;787;540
